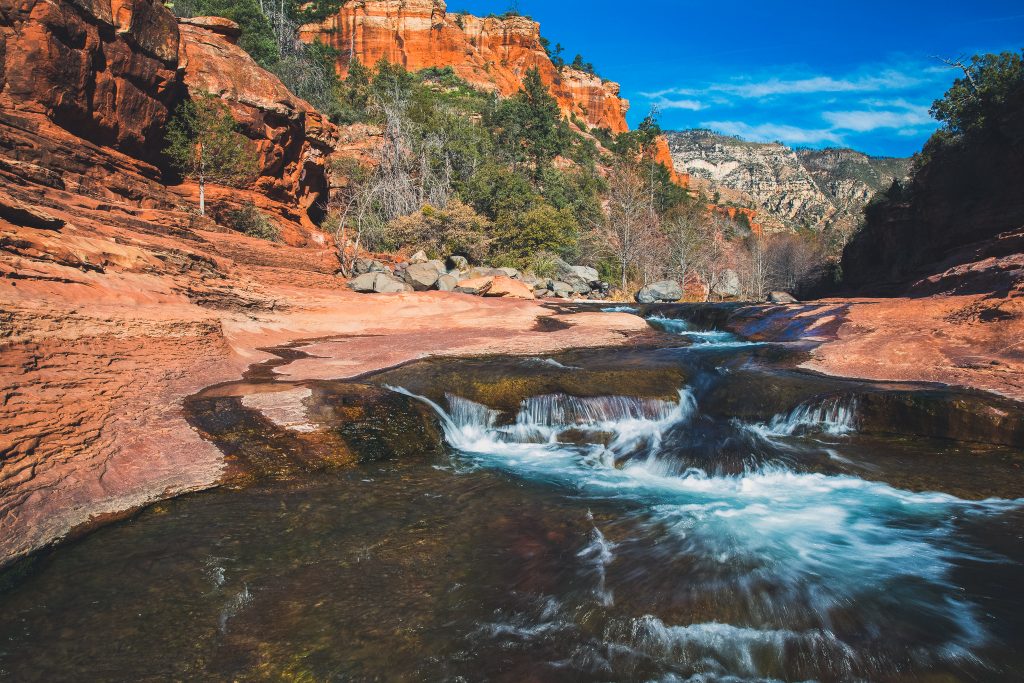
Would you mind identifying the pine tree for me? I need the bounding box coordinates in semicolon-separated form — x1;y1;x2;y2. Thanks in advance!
494;67;570;181
165;94;258;216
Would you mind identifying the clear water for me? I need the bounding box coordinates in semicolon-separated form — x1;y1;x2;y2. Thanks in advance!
1;313;1023;682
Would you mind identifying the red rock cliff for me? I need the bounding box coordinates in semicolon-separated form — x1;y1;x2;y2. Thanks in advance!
300;0;630;133
0;0;336;234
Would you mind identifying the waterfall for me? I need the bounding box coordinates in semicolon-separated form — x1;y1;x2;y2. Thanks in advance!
389;385;696;464
749;396;859;438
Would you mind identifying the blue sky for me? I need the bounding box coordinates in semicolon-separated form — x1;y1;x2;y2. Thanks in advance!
458;1;1023;157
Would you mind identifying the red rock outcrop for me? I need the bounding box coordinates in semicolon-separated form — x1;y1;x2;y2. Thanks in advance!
0;0;180;163
300;0;630;133
0;0;336;240
178;18;339;230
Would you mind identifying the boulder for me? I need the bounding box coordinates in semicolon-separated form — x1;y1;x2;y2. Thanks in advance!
437;274;459;292
550;281;574;298
349;272;412;294
467;266;505;279
403;262;442;291
768;291;799;304
352;258;388;276
483;276;536;300
496;267;520;280
454;276;494;296
426;259;447;275
712;270;741;299
561;273;593;295
410;250;429;264
636;280;683;304
567;265;601;286
447;255;469;271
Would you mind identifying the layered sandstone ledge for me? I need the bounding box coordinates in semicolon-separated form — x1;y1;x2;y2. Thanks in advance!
0;202;649;567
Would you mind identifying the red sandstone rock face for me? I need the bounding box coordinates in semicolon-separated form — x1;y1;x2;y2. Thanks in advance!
300;0;630;133
0;0;180;162
0;0;336;239
178;19;339;230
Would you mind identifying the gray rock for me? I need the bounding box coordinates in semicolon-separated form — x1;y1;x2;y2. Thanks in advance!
352;258;388;276
410;250;429;264
768;291;799;304
496;267;520;280
403;262;442;291
426;259;447;275
712;269;741;298
635;280;683;304
349;272;412;294
561;273;592;295
437;274;459;291
467;267;505;279
567;265;601;286
454;279;493;296
550;281;574;298
447;255;469;271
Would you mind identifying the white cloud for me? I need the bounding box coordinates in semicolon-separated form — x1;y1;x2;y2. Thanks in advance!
643;68;928;104
648;96;706;111
701;121;845;145
822;105;932;132
712;70;922;98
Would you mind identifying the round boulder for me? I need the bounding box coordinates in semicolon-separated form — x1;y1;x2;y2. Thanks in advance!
635;280;683;304
403;262;443;291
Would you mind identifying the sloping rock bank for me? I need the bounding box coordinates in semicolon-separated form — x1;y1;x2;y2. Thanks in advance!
0;193;647;568
658;295;1024;402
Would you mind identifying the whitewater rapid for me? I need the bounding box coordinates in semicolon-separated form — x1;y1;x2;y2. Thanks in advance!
390;383;1024;680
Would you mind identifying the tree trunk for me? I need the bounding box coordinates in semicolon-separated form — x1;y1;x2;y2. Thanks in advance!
198;140;206;216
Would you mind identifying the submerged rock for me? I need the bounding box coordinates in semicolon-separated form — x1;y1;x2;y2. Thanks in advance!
636;280;682;304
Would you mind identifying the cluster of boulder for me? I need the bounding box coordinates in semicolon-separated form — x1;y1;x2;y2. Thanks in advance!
348;252;611;300
635;278;799;304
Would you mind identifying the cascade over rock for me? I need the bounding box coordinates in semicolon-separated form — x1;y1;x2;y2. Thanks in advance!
300;0;630;133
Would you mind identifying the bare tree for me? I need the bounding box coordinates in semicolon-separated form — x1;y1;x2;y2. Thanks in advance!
740;232;771;302
691;214;734;301
662;206;705;287
604;162;659;290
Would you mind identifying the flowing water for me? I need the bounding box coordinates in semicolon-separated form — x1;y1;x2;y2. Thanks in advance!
2;308;1023;682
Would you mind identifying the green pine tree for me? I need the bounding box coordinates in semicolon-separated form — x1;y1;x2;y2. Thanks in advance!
165;94;258;216
493;67;571;181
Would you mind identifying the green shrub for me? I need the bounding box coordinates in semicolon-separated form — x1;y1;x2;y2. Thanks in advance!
491;204;579;266
227;202;281;241
386;201;493;262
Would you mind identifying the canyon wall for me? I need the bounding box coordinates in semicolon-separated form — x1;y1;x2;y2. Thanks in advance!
300;0;630;133
841;86;1024;295
664;129;910;235
0;0;336;238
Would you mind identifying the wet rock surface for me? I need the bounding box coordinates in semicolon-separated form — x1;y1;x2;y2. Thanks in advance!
2;308;1022;682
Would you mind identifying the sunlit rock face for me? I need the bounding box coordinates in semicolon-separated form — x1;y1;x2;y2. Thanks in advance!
300;0;630;133
664;129;910;234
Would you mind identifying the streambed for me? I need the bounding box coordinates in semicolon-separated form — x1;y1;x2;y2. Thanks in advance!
2;307;1023;682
